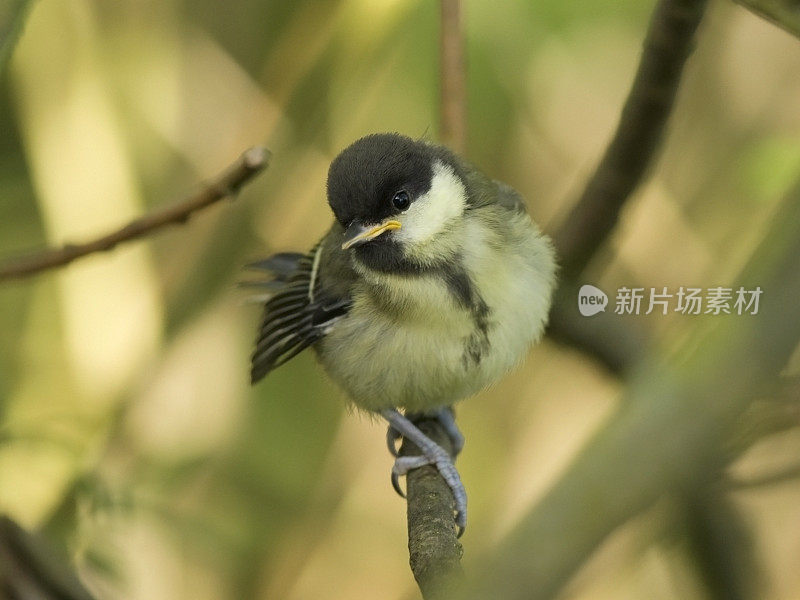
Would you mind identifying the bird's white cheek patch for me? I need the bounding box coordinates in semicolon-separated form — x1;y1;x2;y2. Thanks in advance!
396;161;466;245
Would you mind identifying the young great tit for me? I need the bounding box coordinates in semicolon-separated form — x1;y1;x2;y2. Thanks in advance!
250;133;556;533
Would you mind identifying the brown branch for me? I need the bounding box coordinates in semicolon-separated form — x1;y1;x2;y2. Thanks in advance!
0;146;270;282
440;0;466;154
400;414;464;600
553;0;708;280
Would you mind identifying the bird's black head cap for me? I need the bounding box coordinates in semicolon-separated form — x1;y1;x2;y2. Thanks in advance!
326;133;438;227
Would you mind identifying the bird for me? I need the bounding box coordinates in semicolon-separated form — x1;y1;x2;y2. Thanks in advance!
248;133;556;534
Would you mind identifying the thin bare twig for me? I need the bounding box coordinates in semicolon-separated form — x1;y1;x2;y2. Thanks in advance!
440;0;466;154
553;0;708;279
0;147;270;282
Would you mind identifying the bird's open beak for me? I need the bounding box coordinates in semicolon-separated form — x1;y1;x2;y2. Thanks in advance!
341;219;402;250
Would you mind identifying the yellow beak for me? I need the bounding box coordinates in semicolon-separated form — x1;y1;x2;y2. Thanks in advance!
341;219;402;250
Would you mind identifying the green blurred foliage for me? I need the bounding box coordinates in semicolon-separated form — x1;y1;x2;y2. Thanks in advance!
0;1;799;599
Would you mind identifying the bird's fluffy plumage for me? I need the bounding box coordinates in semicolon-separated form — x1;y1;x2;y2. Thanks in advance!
251;133;556;413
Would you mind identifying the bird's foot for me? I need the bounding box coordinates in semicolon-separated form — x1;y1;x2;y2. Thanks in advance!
386;421;403;457
381;409;467;536
385;407;465;457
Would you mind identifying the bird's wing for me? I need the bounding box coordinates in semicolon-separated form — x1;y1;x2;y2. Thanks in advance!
493;180;528;214
250;242;351;383
459;153;528;214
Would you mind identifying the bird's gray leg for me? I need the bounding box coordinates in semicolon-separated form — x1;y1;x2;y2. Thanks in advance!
385;406;464;457
435;406;465;456
380;408;467;534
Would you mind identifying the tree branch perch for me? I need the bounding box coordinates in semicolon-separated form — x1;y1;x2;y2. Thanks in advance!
400;414;464;600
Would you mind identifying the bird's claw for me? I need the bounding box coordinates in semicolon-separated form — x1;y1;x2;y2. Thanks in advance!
390;455;431;497
390;448;467;536
386;424;402;457
391;470;405;498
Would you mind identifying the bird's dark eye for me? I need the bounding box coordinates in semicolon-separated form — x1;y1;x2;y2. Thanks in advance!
392;190;410;211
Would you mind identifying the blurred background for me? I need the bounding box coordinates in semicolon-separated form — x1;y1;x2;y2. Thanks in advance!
1;0;799;598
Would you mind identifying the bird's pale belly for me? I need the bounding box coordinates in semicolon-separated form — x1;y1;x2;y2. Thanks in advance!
316;288;536;412
317;314;483;412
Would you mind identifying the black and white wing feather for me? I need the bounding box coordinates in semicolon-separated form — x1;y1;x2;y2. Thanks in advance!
250;243;351;383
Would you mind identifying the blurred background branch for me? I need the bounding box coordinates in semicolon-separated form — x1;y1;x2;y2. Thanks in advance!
678;486;764;600
0;147;269;282
734;0;800;38
0;516;97;600
546;0;709;376
0;0;36;74
464;179;800;600
547;300;646;376
552;0;709;280
439;0;466;154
